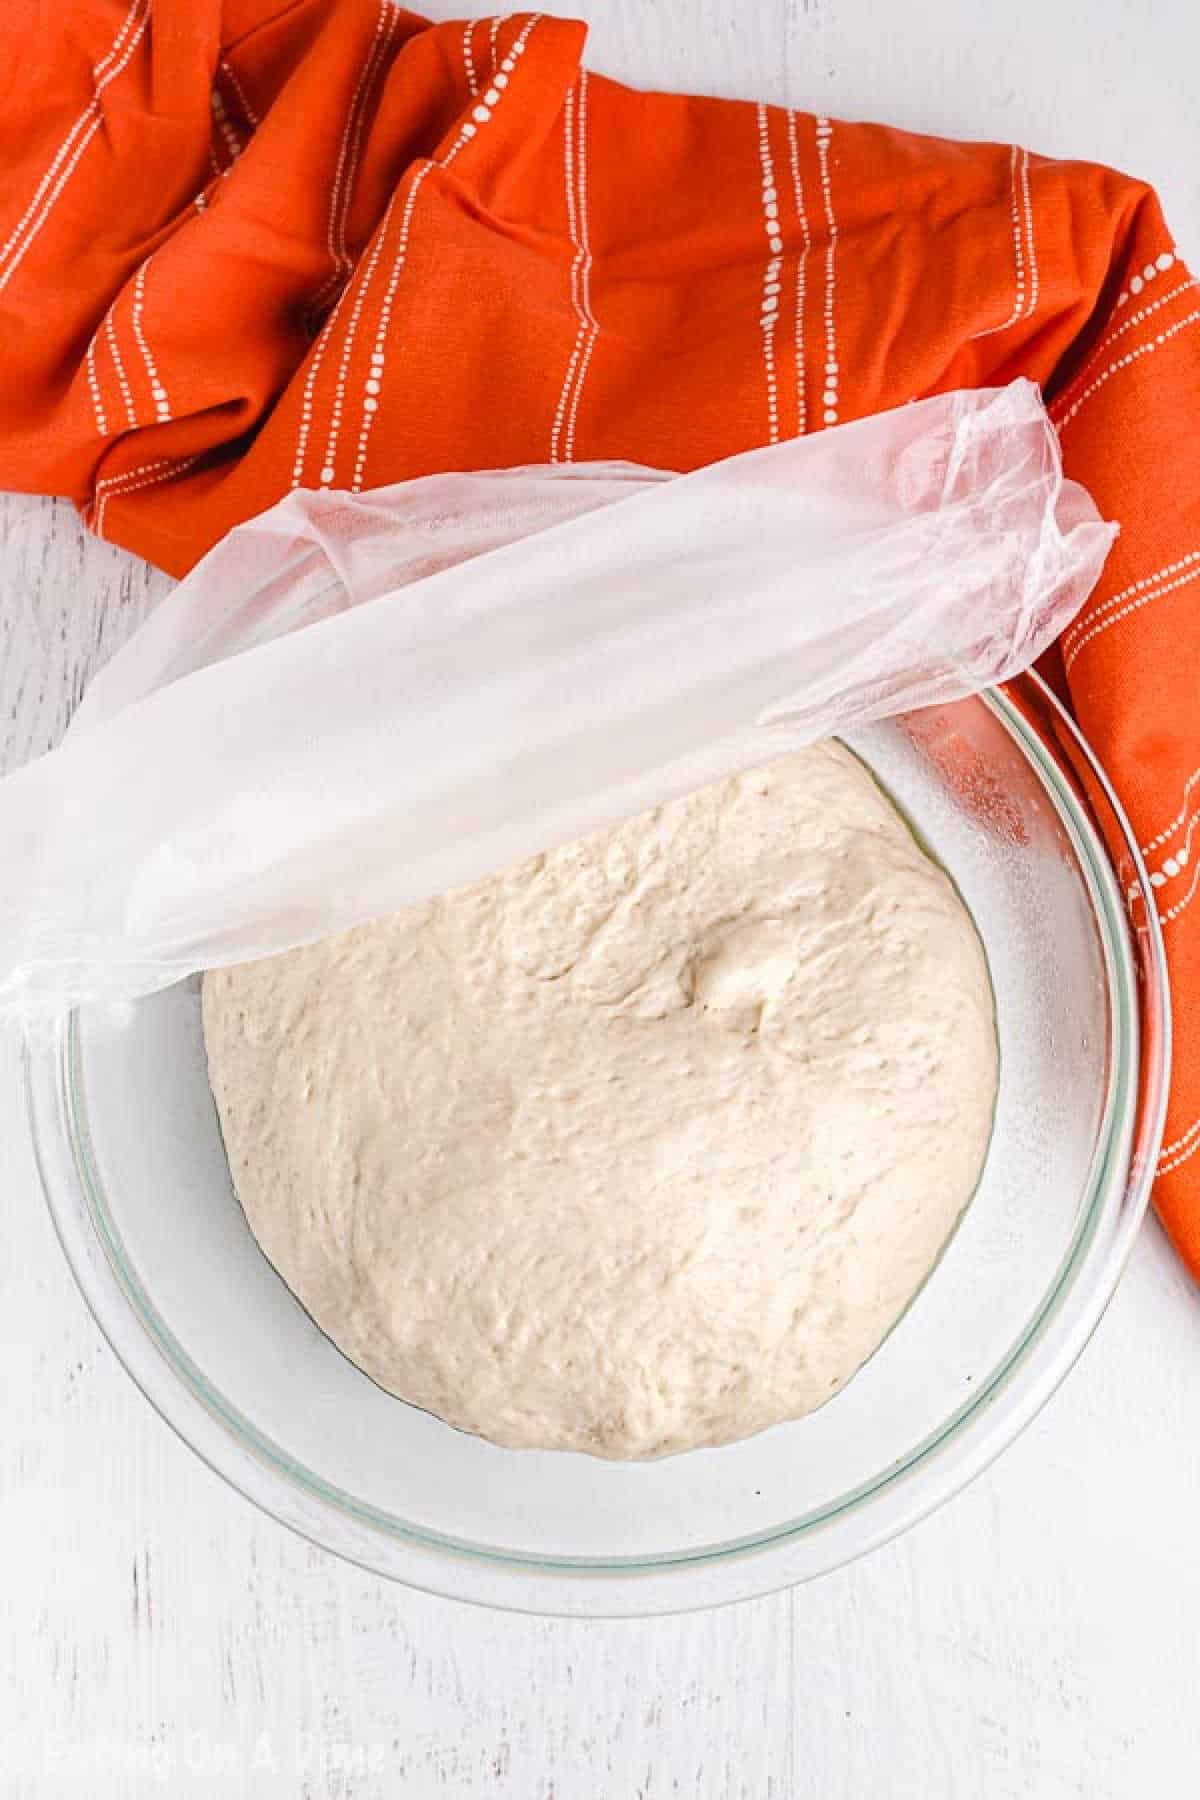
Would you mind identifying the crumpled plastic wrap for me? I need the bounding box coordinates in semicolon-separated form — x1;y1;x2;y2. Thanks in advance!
0;380;1115;1015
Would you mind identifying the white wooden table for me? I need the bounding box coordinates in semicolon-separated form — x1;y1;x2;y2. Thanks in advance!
3;3;1200;1793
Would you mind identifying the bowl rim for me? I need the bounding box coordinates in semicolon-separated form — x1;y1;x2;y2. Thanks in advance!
24;673;1171;1616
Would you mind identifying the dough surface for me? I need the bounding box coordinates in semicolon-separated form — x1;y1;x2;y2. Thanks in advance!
203;742;997;1460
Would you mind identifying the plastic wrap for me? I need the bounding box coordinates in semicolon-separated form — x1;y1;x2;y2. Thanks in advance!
0;381;1115;1014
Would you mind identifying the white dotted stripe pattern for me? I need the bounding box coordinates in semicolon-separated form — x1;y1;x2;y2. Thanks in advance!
91;453;201;538
85;333;109;436
211;85;244;167
1050;266;1192;420
784;110;811;438
489;15;506;77
348;167;436;487
104;311;136;429
1162;1116;1200;1158
814;117;839;425
972;145;1029;339
755;106;781;446
1055;304;1200;431
314;4;403;483
1144;801;1200;897
1063;547;1200;656
0;0;146;287
462;21;479;96
94;452;179;488
563;70;597;463
318;176;399;484
296;16;538;494
339;1;400;262
567;330;598;464
0;0;150;296
1018;145;1038;319
549;84;585;463
220;56;259;129
291;277;357;489
131;260;171;423
312;0;394;313
1063;556;1200;674
1113;249;1182;312
1160;1112;1200;1166
1160;852;1200;926
90;0;143;79
441;18;538;171
1160;1130;1200;1176
342;190;401;492
351;15;538;483
1142;765;1200;857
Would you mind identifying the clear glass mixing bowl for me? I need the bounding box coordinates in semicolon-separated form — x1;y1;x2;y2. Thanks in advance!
25;672;1169;1616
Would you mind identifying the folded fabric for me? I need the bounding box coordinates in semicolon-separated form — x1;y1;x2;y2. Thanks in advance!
1;2;1198;1272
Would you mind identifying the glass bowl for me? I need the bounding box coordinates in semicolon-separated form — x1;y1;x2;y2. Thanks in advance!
25;671;1169;1616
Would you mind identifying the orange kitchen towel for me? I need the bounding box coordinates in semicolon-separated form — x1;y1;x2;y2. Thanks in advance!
1;3;1198;1269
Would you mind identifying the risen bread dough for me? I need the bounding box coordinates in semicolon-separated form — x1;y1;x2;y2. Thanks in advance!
203;742;996;1460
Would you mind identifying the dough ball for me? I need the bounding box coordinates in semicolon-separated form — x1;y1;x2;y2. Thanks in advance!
203;742;997;1459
